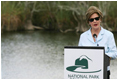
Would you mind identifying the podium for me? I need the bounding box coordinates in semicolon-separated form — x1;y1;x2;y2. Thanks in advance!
64;46;109;79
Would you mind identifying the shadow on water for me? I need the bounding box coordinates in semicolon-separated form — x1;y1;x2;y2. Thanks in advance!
1;31;117;79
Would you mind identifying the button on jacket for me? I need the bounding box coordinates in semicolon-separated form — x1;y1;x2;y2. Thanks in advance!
78;27;117;70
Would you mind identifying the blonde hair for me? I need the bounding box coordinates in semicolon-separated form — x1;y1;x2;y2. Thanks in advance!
86;6;103;23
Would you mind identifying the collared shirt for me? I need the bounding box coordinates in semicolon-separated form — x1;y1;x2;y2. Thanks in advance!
78;26;117;70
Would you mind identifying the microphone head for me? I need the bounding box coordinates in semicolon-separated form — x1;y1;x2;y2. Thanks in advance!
93;34;97;38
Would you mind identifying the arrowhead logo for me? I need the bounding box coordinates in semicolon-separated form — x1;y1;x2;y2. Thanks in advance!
66;55;101;73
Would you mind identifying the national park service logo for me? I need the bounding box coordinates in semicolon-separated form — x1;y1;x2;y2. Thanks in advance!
66;55;101;73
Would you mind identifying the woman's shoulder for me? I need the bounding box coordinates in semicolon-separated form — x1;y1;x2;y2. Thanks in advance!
102;28;114;38
103;28;113;36
80;30;89;37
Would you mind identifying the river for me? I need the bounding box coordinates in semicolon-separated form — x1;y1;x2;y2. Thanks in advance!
1;30;117;79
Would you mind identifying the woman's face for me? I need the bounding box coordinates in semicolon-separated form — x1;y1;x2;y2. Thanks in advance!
89;13;101;30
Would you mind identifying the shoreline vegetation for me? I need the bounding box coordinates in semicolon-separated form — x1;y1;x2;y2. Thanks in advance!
1;1;117;33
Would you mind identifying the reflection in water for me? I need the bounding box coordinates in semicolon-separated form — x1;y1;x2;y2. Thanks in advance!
1;31;117;79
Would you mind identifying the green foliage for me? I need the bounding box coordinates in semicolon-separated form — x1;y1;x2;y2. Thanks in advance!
1;1;26;31
1;1;117;32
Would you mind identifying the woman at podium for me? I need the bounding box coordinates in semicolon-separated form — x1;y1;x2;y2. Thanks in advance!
78;6;117;79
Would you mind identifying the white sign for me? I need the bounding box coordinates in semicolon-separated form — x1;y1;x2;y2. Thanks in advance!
64;47;104;79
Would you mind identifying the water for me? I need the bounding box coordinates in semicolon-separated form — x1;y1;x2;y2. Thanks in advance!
1;31;117;79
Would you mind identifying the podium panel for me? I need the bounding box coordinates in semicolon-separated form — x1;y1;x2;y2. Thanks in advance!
64;46;107;79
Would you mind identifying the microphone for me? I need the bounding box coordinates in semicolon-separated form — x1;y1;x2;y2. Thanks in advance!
93;34;97;38
93;34;99;46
